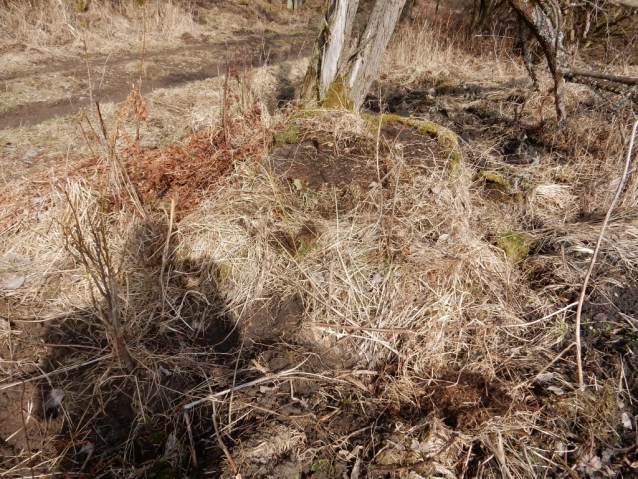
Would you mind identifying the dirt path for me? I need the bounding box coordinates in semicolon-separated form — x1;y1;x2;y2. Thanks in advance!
0;31;313;130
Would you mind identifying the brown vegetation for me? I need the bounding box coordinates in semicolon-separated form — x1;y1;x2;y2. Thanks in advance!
1;1;638;478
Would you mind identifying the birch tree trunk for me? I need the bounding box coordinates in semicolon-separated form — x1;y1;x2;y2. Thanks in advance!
301;0;406;111
345;0;406;110
286;0;304;10
301;0;360;105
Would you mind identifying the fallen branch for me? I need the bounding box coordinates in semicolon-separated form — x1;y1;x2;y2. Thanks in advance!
565;75;638;100
563;68;638;86
183;359;309;410
575;120;638;389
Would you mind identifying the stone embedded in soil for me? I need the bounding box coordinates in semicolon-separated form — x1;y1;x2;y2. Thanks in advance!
0;274;25;290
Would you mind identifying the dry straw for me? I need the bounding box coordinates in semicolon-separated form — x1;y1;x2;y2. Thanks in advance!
2;6;638;478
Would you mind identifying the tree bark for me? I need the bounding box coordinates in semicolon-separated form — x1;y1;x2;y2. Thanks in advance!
345;0;406;110
287;0;304;10
301;0;406;112
301;0;359;104
506;0;567;124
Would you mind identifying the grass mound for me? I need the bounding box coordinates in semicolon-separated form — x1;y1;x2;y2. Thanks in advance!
2;9;638;479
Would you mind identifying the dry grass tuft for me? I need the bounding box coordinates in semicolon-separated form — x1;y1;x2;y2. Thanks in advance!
0;0;195;55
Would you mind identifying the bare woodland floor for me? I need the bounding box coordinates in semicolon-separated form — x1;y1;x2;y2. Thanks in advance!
1;1;638;478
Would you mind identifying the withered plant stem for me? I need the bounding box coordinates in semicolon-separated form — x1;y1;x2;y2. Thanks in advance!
212;400;239;476
575;120;638;389
63;192;135;372
183;411;198;468
160;198;176;302
81;30;93;119
20;381;35;479
137;3;147;143
0;354;112;391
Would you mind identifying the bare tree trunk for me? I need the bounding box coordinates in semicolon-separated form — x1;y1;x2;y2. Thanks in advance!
301;0;359;104
286;0;304;10
506;0;567;124
301;0;406;112
345;0;406;110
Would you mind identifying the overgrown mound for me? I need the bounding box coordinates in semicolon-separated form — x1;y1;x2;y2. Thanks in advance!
2;20;638;479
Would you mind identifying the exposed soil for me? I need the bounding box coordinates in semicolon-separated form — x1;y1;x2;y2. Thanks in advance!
270;122;442;191
241;294;305;345
420;371;514;432
271;138;381;189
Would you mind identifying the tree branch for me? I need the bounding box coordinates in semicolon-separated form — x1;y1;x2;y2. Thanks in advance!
563;68;638;86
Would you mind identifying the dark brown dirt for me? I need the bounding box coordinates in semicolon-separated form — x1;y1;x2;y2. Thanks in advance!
241;294;305;345
269;122;442;193
419;371;514;432
270;138;382;190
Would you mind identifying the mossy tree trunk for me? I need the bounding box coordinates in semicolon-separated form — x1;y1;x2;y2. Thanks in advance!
301;0;360;106
301;0;406;111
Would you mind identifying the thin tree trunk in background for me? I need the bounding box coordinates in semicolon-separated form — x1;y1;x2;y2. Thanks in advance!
301;0;406;112
400;0;417;23
286;0;304;9
344;0;406;110
505;0;566;124
301;0;359;104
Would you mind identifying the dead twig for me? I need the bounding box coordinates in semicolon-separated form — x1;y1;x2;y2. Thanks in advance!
62;191;135;372
513;342;576;390
564;68;638;86
183;359;310;410
575;120;638;388
20;381;35;479
0;354;112;391
212;400;240;477
183;411;198;468
160;197;176;303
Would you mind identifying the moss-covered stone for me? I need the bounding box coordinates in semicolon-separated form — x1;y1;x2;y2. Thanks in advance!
496;231;531;263
409;118;458;150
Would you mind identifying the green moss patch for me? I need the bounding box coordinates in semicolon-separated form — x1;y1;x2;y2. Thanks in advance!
273;123;299;147
496;231;531;263
475;171;510;188
362;113;459;150
321;76;354;110
360;113;462;172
